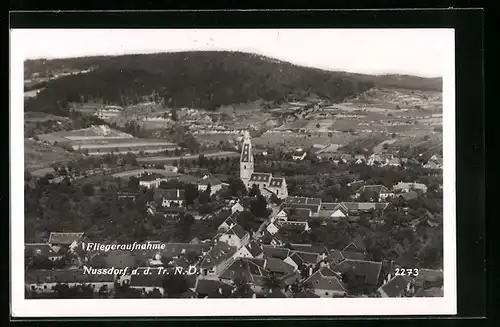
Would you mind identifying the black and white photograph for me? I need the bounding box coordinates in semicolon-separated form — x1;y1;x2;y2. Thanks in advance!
11;28;456;316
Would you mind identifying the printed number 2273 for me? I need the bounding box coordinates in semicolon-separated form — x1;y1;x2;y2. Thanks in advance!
395;268;419;277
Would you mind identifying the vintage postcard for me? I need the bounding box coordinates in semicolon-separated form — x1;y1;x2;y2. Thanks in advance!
11;28;456;316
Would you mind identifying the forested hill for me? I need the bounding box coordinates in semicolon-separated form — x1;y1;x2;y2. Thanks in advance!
24;51;375;115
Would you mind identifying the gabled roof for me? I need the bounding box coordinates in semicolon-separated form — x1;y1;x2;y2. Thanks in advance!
262;246;291;260
326;249;365;264
195;279;233;297
160;243;211;258
288;251;320;265
154;189;185;201
48;232;84;245
269;177;285;187
250;173;272;183
264;257;295;275
286;196;322;205
289;207;313;220
320;202;338;210
129;268;164;287
356;185;392;194
341;202;389;211
223;223;248;239
400;191;419;201
245;241;264;257
378;275;411;297
290;204;320;215
219;213;239;229
25;243;60;257
289;244;329;255
139;172;168;182
304;266;345;292
219;257;268;282
292;149;306;156
393;182;427;191
199;242;237;269
198;177;222;186
332;259;382;285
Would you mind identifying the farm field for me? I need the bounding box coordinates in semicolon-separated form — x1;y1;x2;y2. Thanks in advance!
112;169;181;179
24;139;81;172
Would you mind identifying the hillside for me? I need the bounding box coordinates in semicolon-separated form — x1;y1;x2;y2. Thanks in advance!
24;51;377;116
349;73;442;91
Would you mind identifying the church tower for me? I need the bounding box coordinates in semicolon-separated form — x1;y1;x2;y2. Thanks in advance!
240;131;254;187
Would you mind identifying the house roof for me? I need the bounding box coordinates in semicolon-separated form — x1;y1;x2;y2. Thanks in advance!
250;173;272;183
290;204;320;214
139;173;168;182
356;185;392;194
267;288;288;298
304;266;345;292
286;196;322;205
25;269;114;284
289;244;329;255
393;182;427;191
219;214;239;229
223;224;248;239
198;177;222;186
378;275;411;297
400;191;419;201
48;232;84;245
264;257;295;275
25;243;60;257
288;251;320;265
154;189;185;201
245;241;264;257
195;279;233;297
160;243;211;259
289;207;313;220
332;259;382;285
320;202;338;210
219;258;268;282
342;202;389;211
129;268;164;287
326;249;366;264
269;177;285;188
199;242;237;269
262;246;291;260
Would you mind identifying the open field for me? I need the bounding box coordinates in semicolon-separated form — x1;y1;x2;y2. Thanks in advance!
112;169;181;179
24;112;70;123
24;139;81;172
136;151;240;164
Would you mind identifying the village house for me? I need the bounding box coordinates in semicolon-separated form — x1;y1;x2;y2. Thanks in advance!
154;189;186;207
194;279;233;298
199;242;238;278
355;185;394;201
393;181;428;193
217;223;250;248
284;251;321;272
48;232;85;253
231;201;245;214
240;131;288;199
262;246;291;261
25;269;115;294
128;267;165;296
353;154;366;164
303;266;347;298
377;275;412;297
138;172;169;189
217;214;239;232
292;148;307;161
233;240;264;259
318;202;389;220
423;154;443;169
197;176;223;195
331;259;383;291
25;243;64;262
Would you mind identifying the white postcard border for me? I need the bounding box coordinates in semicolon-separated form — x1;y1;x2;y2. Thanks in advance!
10;28;456;317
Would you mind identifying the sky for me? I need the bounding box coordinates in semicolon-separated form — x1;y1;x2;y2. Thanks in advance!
13;29;454;77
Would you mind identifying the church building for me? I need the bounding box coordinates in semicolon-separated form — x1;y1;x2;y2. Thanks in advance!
240;131;288;199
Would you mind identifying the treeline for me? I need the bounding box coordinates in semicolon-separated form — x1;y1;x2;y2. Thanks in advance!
24;51;375;115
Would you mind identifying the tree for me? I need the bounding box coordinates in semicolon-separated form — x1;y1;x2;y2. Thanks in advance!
391;133;397;139
250;194;269;218
262;272;284;293
383;143;389;150
231;277;254;298
128;177;140;191
171;108;178;121
248;184;261;197
228;177;247;197
82;183;95;196
316;123;320;129
184;183;199;206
